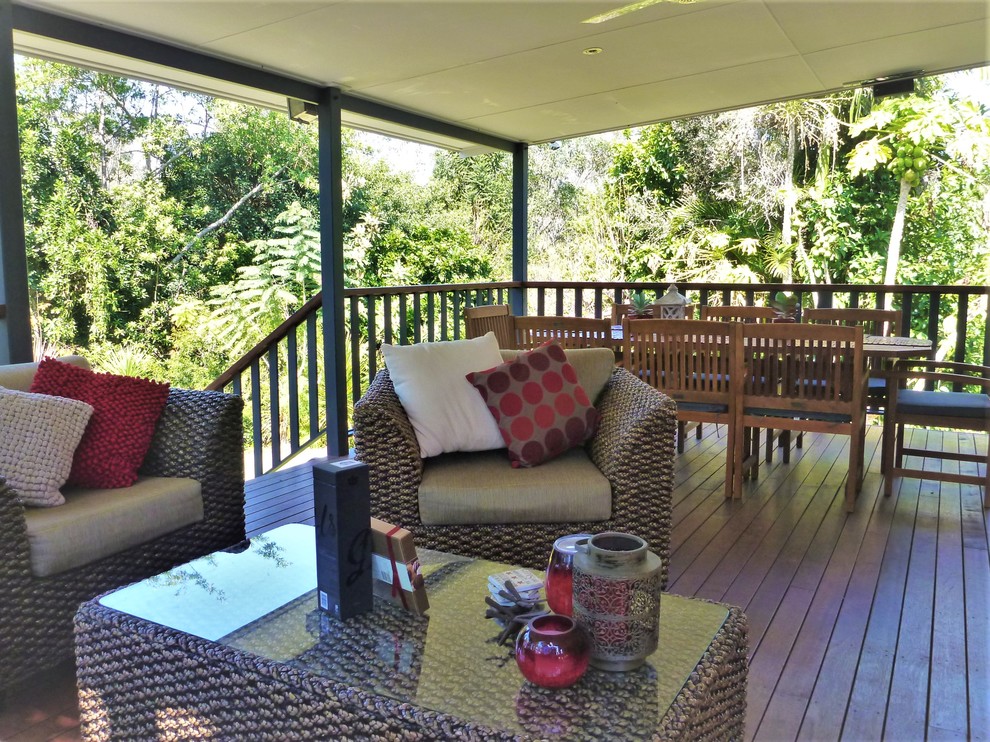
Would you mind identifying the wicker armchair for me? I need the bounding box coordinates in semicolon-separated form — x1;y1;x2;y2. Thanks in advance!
0;386;245;694
353;365;677;587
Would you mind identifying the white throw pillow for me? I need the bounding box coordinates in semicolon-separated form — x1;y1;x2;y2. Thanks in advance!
0;387;94;507
382;333;506;458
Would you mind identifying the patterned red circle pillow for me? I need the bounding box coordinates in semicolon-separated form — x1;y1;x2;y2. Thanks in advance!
30;358;171;488
466;341;598;468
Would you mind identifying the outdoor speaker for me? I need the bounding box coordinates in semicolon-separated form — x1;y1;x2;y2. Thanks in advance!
313;458;373;620
872;78;915;99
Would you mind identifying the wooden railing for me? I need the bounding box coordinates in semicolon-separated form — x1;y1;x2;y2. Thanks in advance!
211;281;989;478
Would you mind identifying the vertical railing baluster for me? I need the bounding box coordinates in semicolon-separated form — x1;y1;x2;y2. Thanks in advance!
537;289;545;316
307;313;319;440
427;292;436;342
453;292;461;339
555;288;564;315
850;290;860;308
594;289;603;319
384;295;393;345
250;360;263;478
926;292;941;390
721;289;731;305
268;345;281;469
440;292;448;340
954;293;968;372
984;293;990;366
350;296;362;402
366;295;377;386
399;294;408;345
287;328;300;453
414;292;422;343
901;292;914;337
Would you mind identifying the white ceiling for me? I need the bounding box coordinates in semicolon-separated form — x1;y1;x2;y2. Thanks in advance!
13;0;990;151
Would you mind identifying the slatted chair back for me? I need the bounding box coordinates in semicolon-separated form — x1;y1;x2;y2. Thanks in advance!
611;303;696;324
699;305;777;323
623;318;740;498
804;307;904;414
804;307;901;337
513;316;613;351
734;323;867;510
464;304;515;348
882;360;990;507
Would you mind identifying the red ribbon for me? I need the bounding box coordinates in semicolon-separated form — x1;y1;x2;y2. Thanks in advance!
385;525;409;609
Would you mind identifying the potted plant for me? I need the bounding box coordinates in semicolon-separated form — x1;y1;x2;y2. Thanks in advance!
628;291;653;319
769;291;798;322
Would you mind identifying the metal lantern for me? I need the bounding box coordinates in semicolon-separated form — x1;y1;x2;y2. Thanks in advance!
655;284;688;319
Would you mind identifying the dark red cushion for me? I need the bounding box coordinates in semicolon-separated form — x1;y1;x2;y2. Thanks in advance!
466;342;598;468
30;358;170;488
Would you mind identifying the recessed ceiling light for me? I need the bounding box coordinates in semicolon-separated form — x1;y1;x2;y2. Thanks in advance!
583;47;603;56
583;0;704;25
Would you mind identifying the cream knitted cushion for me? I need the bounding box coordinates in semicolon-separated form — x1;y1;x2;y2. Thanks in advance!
0;387;94;507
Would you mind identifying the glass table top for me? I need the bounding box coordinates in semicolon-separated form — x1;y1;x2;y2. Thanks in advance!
101;523;730;739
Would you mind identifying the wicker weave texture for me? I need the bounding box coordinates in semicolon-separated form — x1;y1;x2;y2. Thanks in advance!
353;367;677;584
0;387;245;694
74;597;746;740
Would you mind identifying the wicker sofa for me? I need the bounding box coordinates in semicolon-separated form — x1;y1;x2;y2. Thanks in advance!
0;358;245;695
354;348;677;587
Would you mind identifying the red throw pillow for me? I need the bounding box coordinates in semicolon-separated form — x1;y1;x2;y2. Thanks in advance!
466;342;598;468
30;358;170;488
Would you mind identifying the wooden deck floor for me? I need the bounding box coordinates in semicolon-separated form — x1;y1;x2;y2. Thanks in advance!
2;423;987;741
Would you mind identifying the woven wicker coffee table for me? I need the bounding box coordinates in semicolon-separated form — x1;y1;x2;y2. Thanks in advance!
75;524;747;740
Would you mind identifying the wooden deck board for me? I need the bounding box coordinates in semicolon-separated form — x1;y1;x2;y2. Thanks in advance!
2;423;986;742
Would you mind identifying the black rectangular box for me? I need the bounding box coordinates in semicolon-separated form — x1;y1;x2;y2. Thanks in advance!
313;458;373;620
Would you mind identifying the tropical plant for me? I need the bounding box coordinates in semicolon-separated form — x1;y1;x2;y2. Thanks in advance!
628;291;653;318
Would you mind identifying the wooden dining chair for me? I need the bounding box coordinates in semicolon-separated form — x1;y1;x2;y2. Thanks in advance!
623;318;740;498
882;360;990;507
701;303;790;468
463;304;515;348
699;305;777;323
803;307;901;336
733;323;868;511
805;307;903;414
513;316;613;351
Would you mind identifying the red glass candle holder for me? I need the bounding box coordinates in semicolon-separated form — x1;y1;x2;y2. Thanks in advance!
545;533;590;616
515;614;591;688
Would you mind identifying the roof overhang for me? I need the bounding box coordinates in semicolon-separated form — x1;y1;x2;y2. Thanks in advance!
11;0;990;153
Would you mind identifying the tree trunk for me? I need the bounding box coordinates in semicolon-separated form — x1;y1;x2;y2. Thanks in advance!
782;117;796;282
883;178;911;310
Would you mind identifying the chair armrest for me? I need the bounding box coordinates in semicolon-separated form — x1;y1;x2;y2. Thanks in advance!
353;370;425;526
590;368;678;529
139;387;245;530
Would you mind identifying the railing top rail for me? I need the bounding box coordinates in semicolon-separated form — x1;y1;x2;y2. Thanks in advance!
522;281;989;296
207;292;324;391
344;281;518;297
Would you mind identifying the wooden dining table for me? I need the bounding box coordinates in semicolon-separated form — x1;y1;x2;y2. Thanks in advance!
612;325;934;362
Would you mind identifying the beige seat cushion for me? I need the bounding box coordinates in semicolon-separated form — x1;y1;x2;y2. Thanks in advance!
499;347;614;403
418;448;611;525
23;476;203;577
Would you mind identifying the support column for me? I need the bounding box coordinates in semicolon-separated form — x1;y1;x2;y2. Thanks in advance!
0;0;32;363
317;87;348;456
510;142;528;316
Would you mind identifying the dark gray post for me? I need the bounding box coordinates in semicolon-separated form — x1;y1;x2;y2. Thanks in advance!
317;87;348;456
0;0;33;363
510;142;528;316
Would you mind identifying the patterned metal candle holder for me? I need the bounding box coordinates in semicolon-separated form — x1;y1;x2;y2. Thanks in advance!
572;531;663;671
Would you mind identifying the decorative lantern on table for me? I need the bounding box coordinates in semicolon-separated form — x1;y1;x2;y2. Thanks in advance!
655;284;688;319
